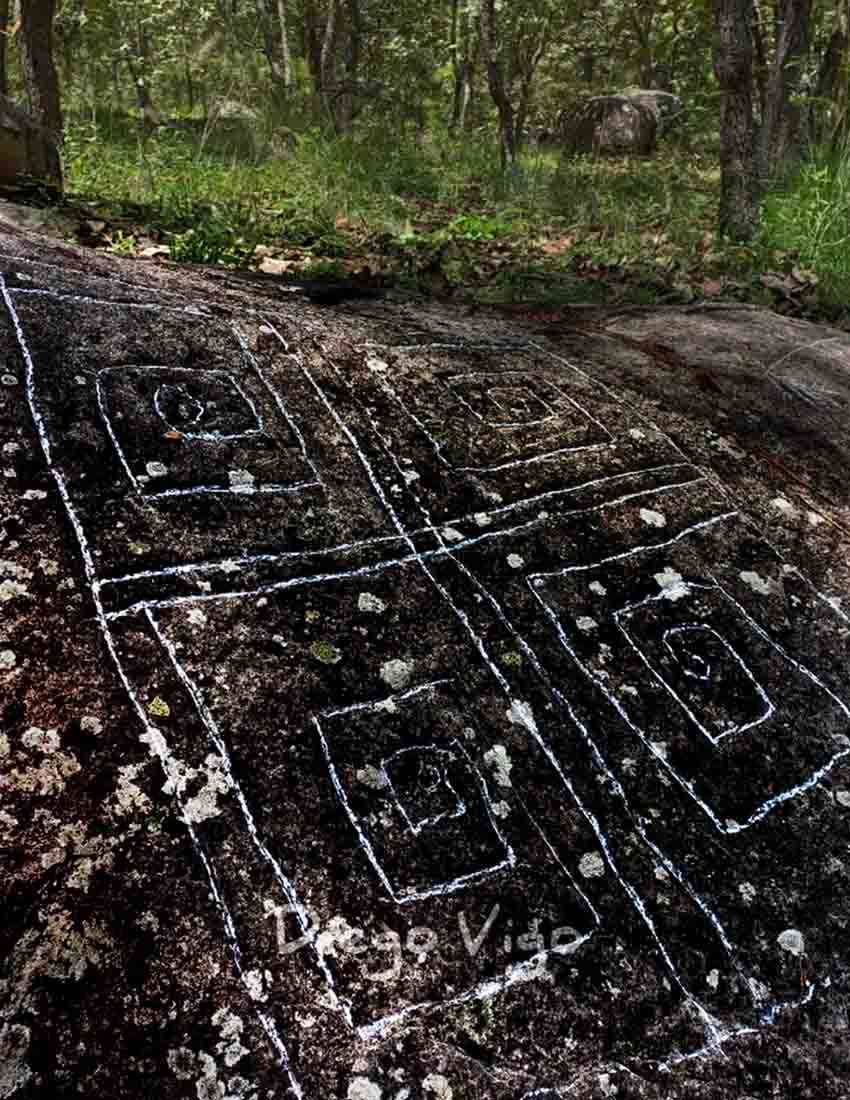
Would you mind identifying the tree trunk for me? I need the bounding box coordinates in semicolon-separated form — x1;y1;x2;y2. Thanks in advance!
808;2;849;148
713;0;759;240
123;16;159;132
337;0;361;134
303;1;324;118
320;0;339;128
577;50;595;83
514;21;551;148
449;0;476;133
480;0;516;170
18;0;63;189
257;0;287;105
0;0;9;97
277;0;294;93
756;0;813;182
751;0;768;122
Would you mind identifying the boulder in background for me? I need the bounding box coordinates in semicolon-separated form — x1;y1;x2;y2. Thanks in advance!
560;94;657;156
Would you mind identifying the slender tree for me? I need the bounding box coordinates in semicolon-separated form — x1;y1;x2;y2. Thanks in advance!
756;0;813;182
480;0;517;169
18;0;63;189
0;0;10;97
713;0;758;240
809;0;850;149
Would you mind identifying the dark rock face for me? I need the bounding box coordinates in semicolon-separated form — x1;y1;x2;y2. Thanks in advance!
560;96;658;156
619;89;686;135
2;225;850;1098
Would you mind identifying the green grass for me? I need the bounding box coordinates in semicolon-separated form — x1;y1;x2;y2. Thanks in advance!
60;110;850;318
757;133;850;310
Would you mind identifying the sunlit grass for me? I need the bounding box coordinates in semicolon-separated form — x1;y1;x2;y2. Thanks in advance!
61;109;850;315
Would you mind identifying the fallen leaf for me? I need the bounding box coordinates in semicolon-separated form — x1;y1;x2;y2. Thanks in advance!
258;257;296;275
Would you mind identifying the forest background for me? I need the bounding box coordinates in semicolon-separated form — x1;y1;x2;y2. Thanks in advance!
3;0;850;323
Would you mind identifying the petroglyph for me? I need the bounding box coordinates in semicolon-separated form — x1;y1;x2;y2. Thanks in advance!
3;251;850;1098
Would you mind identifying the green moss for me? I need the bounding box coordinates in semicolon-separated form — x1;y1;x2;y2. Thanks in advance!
310;640;341;665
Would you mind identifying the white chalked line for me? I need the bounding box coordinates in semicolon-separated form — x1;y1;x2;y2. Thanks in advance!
145;607;354;1029
314;686;516;904
271;323;612;1036
358;344;613;472
98;465;704;620
4;273;728;1061
614;589;775;745
9;272;843;1082
94;363;320;499
0;276;304;1098
126;322;589;1043
13;284;324;499
446;369;561;427
321;342;733;1033
361;344;847;1053
530;543;850;834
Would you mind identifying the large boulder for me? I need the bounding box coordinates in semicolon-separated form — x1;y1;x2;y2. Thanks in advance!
620;87;686;135
2;214;850;1098
0;95;59;188
560;94;657;156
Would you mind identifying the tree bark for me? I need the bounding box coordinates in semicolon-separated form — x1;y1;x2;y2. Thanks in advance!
18;0;63;189
0;0;9;98
449;0;476;133
303;0;323;118
713;0;758;240
480;0;516;170
277;0;294;93
808;2;849;148
122;14;159;132
751;0;768;122
756;0;813;182
257;0;287;104
514;19;551;147
320;0;339;127
337;0;361;133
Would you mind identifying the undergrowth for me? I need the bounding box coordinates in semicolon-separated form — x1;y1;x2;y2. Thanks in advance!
61;109;850;319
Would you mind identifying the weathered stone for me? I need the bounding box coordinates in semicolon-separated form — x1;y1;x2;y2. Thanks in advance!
620;87;686;135
2;217;850;1097
560;95;658;156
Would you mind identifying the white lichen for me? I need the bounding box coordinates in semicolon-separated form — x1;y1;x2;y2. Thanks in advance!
777;928;805;956
358;592;387;614
483;744;513;788
578;851;606;878
639;508;667;528
739;570;774;596
654;567;690;601
348;1078;382;1100
422;1074;453;1100
380;659;414;691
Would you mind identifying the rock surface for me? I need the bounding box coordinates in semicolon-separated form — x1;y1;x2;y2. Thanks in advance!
560;96;658;156
1;220;850;1098
619;89;686;135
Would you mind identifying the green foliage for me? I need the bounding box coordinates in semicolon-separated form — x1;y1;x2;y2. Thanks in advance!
107;229;137;256
167;224;256;267
62;110;850;319
758;137;850;308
